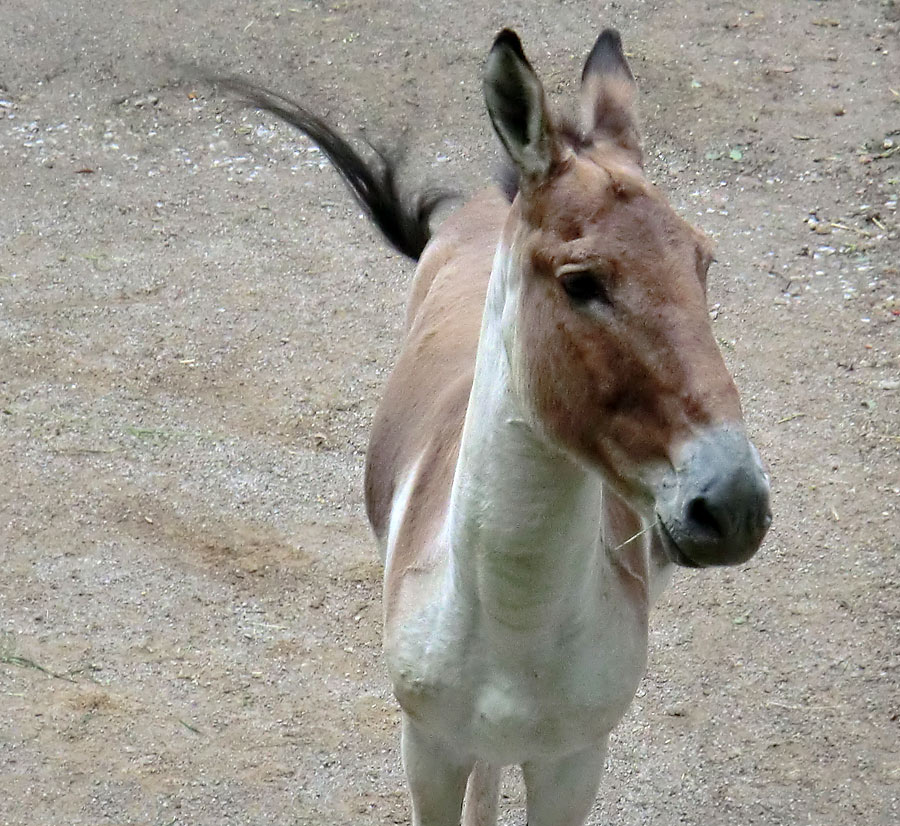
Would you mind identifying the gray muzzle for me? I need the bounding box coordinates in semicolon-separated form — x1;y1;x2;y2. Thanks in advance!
655;425;772;567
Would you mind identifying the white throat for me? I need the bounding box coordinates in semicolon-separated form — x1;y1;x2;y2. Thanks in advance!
445;244;612;632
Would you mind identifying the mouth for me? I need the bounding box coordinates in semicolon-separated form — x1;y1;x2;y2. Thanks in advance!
656;516;703;569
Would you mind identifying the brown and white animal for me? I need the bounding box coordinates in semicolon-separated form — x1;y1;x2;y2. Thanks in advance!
223;27;771;826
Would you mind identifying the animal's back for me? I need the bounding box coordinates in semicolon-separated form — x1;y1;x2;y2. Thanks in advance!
364;188;508;561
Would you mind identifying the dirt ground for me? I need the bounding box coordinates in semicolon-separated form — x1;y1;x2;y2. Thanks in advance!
1;1;897;824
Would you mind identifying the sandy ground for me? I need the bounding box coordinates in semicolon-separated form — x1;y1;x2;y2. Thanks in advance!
1;1;898;824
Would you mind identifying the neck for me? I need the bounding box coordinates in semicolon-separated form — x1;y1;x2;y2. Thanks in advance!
445;247;625;631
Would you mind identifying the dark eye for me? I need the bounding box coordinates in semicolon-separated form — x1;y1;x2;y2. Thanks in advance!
560;270;611;305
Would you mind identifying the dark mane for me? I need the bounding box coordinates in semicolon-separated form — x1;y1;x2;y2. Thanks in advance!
212;77;453;261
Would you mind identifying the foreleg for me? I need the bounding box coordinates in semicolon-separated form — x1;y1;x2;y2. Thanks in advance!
522;741;608;826
401;712;474;826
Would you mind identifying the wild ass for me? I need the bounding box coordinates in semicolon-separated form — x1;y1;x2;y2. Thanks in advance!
222;27;771;826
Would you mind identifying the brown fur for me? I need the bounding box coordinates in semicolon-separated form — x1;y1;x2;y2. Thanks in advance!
366;152;740;629
512;149;740;498
365;190;507;565
367;31;742;640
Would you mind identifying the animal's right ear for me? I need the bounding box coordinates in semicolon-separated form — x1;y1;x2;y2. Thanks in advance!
484;29;558;186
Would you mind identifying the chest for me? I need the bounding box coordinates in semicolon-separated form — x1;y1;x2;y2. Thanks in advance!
385;568;649;763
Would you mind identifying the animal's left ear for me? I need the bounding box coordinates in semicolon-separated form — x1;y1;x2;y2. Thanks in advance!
580;29;642;164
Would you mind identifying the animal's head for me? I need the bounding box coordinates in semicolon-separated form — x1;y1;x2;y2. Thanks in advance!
484;29;771;567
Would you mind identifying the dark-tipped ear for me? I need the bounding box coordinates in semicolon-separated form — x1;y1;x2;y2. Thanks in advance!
580;29;642;163
484;29;558;185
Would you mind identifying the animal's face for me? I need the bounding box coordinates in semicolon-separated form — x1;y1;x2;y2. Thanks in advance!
486;30;770;566
505;151;736;495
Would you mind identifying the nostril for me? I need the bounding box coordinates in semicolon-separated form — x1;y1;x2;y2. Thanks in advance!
686;497;725;539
